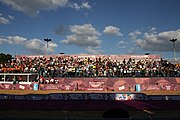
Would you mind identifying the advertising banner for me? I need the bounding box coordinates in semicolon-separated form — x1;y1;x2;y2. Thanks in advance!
15;84;30;90
0;83;13;90
115;94;129;100
88;93;104;100
63;78;107;91
45;84;61;90
1;77;180;91
48;94;64;100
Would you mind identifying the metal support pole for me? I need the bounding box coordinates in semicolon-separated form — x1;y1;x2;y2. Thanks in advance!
44;38;51;55
173;42;176;61
170;39;177;62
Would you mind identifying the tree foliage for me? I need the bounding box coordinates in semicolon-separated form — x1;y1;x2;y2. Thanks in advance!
0;53;12;64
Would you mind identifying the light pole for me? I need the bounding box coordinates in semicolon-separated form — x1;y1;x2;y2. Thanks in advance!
170;39;177;61
44;38;51;55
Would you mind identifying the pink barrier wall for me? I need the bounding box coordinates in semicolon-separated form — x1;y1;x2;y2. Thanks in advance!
1;77;180;91
0;83;13;90
0;83;33;90
39;77;180;91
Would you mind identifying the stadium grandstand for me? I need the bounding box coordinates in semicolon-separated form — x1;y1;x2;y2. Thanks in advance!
0;54;179;92
0;54;180;120
0;55;179;77
1;54;179;78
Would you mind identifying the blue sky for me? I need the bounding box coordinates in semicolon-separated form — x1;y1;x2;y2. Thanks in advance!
0;0;180;59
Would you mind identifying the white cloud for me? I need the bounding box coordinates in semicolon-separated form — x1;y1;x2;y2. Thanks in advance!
85;47;103;54
0;16;10;24
0;36;9;44
8;15;15;20
70;24;100;36
0;0;68;16
69;3;80;11
148;27;156;31
25;38;57;54
81;2;91;9
103;26;123;36
117;41;128;48
147;27;157;34
127;46;138;54
135;29;180;52
0;36;26;44
0;13;15;24
61;24;101;47
129;30;142;40
6;36;27;44
0;35;58;54
0;0;91;16
69;1;91;11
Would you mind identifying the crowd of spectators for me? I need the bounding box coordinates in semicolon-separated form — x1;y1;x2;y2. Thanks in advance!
0;55;179;78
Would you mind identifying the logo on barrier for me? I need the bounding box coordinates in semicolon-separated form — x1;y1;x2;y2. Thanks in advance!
118;86;125;90
65;85;70;90
4;84;10;89
19;85;25;90
88;82;104;90
46;84;58;90
89;82;104;88
166;86;171;90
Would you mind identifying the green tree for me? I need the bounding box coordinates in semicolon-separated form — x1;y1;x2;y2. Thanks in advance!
0;53;12;64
